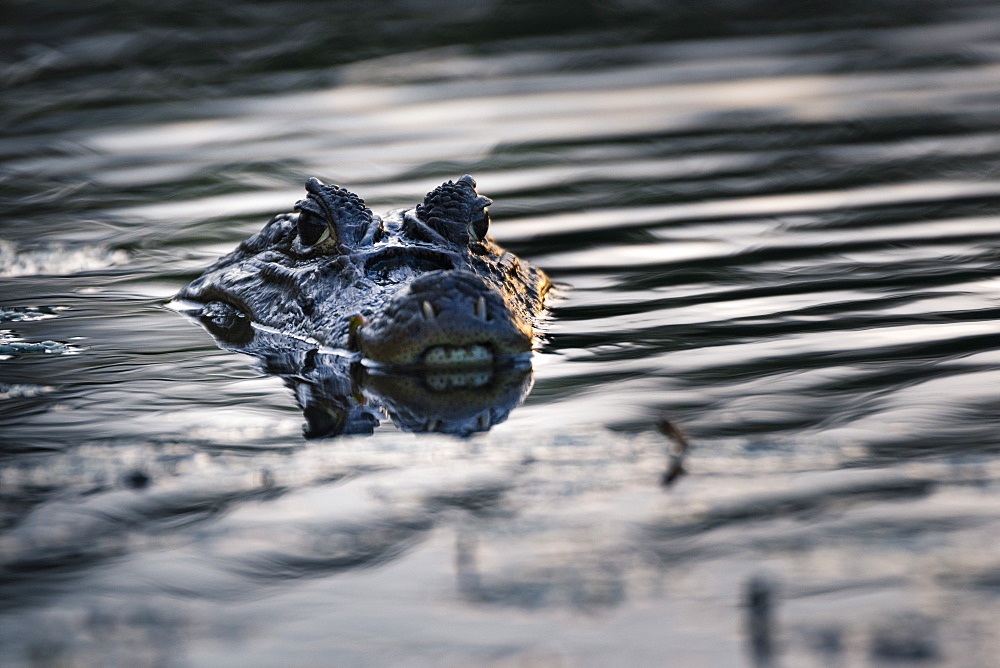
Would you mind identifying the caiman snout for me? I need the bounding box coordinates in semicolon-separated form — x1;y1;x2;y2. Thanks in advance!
356;270;533;366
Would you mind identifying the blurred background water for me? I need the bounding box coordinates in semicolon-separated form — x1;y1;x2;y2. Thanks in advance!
5;0;1000;665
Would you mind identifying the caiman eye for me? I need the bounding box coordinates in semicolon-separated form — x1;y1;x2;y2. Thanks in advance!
298;210;333;246
468;208;490;241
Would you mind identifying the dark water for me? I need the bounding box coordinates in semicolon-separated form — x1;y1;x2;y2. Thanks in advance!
5;1;1000;665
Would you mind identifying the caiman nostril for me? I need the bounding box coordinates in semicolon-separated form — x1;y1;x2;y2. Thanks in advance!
475;296;487;321
422;301;436;319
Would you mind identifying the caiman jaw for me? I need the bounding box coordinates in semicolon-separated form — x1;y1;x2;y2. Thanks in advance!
355;270;532;367
422;343;494;366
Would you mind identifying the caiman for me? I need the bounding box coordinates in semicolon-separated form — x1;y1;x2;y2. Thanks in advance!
176;175;550;369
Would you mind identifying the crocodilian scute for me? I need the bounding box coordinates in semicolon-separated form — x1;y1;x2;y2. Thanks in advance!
294;177;374;248
416;174;493;244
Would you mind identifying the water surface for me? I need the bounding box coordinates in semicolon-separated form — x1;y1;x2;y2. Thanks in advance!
4;1;1000;665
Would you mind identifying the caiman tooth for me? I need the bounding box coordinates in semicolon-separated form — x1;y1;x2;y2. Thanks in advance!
425;418;441;432
422;301;436;319
475;296;487;321
477;411;490;430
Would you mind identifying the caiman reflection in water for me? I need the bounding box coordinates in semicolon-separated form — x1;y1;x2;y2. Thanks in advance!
174;175;549;436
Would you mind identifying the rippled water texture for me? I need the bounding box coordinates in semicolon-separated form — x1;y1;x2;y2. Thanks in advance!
5;1;1000;665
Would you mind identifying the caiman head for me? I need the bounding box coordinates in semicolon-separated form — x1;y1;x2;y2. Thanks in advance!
176;175;549;368
354;175;547;366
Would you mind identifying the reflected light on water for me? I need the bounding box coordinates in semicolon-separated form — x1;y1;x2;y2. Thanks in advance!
6;1;1000;665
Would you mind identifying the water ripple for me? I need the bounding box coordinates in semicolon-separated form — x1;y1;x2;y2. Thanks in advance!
5;3;1000;664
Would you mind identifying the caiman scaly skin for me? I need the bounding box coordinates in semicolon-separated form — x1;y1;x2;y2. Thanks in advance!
176;175;549;366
